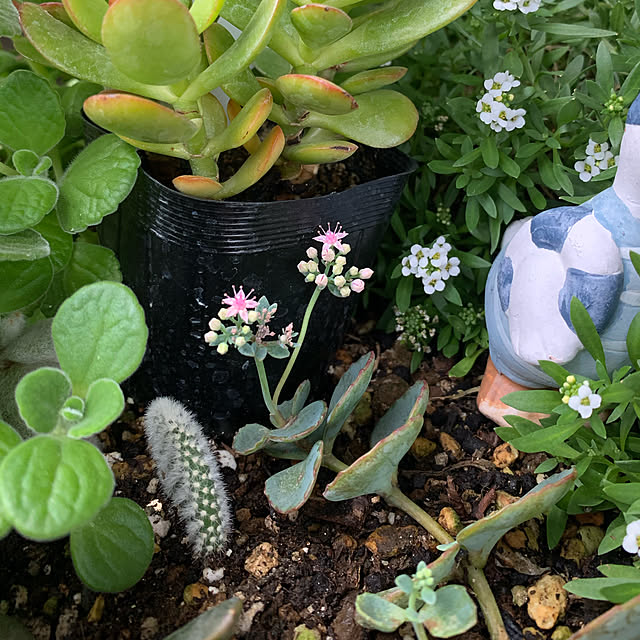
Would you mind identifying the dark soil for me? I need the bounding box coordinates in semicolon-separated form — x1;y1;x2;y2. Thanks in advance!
0;324;623;640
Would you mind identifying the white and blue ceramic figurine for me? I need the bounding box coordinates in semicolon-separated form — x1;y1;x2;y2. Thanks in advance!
478;92;640;425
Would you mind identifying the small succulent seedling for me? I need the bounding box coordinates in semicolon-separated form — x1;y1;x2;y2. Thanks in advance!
0;69;139;316
0;281;154;593
144;397;232;557
10;0;476;198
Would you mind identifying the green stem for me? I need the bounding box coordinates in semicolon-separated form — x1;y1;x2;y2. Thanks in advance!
272;286;322;406
0;161;17;176
385;486;453;546
466;565;509;640
254;358;285;426
322;453;348;473
412;621;429;640
49;148;63;182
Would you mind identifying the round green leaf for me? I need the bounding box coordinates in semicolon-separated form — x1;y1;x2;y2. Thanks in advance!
63;242;122;296
0;229;50;262
33;214;73;273
15;367;72;433
0;70;65;154
422;585;477;638
12;149;40;176
0;257;53;314
102;0;201;85
0;435;114;540
67;379;124;438
70;497;153;592
52;282;147;396
57;135;140;233
0;420;21;459
0;175;59;234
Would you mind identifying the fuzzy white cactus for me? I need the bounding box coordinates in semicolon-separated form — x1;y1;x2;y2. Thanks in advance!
144;397;232;557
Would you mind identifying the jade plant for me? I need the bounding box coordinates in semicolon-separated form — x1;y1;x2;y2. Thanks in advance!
0;281;154;593
0;67;139;316
144;397;232;558
8;0;476;199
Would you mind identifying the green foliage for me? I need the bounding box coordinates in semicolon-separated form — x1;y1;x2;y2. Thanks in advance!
0;282;152;592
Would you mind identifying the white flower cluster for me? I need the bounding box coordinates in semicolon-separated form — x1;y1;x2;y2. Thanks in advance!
494;0;541;14
476;72;526;133
573;139;619;183
401;237;460;295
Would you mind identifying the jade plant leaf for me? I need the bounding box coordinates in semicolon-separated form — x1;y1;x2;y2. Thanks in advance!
282;139;357;164
322;351;375;453
83;93;201;144
277;74;357;115
265;440;323;513
0;0;21;36
312;0;478;69
61;0;107;43
101;0;201;86
70;497;153;592
323;416;423;501
56;134;140;233
15;367;72;433
0;258;53;313
336;41;417;74
301;90;419;148
355;593;408;632
33;213;73;272
0;176;59;235
0;230;50;262
421;585;477;638
164;597;242;640
371;381;429;446
173;176;223;199
340;67;408;95
277;380;311;422
177;0;286;106
200;92;228;141
52;282;147;396
0;435;114;540
0;70;65;154
189;0;225;33
67;378;124;438
62;242;121;294
456;468;577;568
233;423;270;455
290;4;352;48
566;592;640;639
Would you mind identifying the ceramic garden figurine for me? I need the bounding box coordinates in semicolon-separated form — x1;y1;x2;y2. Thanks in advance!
478;92;640;426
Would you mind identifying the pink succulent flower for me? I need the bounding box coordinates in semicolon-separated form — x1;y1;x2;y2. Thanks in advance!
315;273;328;289
314;223;348;251
350;279;365;293
221;285;259;323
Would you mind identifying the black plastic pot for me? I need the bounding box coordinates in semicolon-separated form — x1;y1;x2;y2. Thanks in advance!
97;145;415;440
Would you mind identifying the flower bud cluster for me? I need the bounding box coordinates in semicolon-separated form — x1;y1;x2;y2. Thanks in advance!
394;305;438;354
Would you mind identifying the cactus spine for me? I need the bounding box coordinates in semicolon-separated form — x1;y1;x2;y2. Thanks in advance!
144;397;231;556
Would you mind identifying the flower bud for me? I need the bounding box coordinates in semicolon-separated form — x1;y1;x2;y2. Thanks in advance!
350;279;365;293
208;318;222;331
235;336;246;347
339;286;351;297
242;325;252;335
305;273;316;283
332;265;344;275
204;331;217;344
359;268;374;280
306;246;318;260
247;310;259;323
217;343;228;355
348;266;358;277
297;260;309;274
307;261;318;273
322;246;336;262
334;275;346;288
218;308;228;320
339;243;351;255
315;273;328;289
335;256;347;267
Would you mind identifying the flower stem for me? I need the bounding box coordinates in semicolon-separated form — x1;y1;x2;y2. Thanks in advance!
385;486;453;545
272;286;322;406
0;161;17;176
254;358;285;427
412;621;429;640
466;564;509;640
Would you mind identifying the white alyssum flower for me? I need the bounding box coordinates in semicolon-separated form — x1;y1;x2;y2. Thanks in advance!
575;138;619;182
585;139;609;160
493;0;518;10
623;520;640;556
494;0;541;13
518;0;541;13
423;270;445;295
441;256;461;280
400;237;461;295
567;380;602;419
476;73;526;133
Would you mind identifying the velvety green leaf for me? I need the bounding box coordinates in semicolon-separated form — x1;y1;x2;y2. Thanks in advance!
52;282;147;396
291;3;351;48
62;242;121;295
422;585;477;638
70;497;153;592
233;423;270;455
302;90;418;148
84;93;201;144
15;367;72;433
12;150;40;177
57;134;140;233
371;381;428;446
355;593;408;632
312;0;476;69
0;70;64;154
0;229;50;262
33;214;73;273
456;469;576;568
0;257;53;313
0;176;59;235
340;67;407;95
0;420;21;459
0;435;114;540
323;417;422;501
67;379;124;438
265;440;323;514
62;0;107;43
59;80;102;139
0;0;21;36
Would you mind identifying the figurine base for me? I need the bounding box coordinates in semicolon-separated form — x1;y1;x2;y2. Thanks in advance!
477;357;549;428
